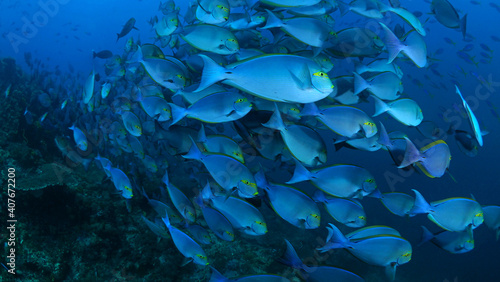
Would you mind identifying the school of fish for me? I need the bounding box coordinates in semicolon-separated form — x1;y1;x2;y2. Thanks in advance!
14;0;500;281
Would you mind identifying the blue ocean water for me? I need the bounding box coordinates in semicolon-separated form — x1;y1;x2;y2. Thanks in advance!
1;0;499;281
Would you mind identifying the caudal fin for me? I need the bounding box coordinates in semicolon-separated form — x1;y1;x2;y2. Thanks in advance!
353;72;369;96
182;136;203;161
418;225;434;246
377;121;392;148
300;102;320;117
169;103;188;126
317;223;352;252
372;95;390;117
128;45;144;64
277;239;305;271
409;189;433;215
379;23;403;64
262;103;286;131
195;55;227;93
209;267;228;282
398;137;422;168
460;14;467;39
286;159;312;184
262;9;284;29
254;168;268;190
312;190;328;203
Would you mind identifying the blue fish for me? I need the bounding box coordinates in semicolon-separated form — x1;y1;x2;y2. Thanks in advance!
162;211;208;266
105;163;133;199
197;197;234;242
410;189;483;232
69;125;88;151
162;171;196;223
279;239;364;282
455;85;483;146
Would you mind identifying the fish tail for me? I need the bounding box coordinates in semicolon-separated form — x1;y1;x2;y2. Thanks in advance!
169;103;188;126
377;122;392;147
286;159;312;184
197;124;208;143
397;137;422;168
200;182;213;203
116;33;120;42
183;136;203;161
333;138;347;152
317;223;351;252
300;102;320;117
262;103;286;131
161;170;170;186
460;14;467;39
262;9;283;29
254;169;268;190
195;55;227;93
194;194;204;208
209;267;227;282
337;1;350;16
128;45;143;64
161;212;171;229
277;239;306;271
311;47;323;57
409;189;433;215
379;23;403;64
372;95;389;117
418;225;434;246
353;72;368;96
312;190;327;203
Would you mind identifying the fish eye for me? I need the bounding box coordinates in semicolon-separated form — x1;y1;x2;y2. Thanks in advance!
256;221;266;227
311;214;319;219
358;216;366;220
177;74;184;79
475;212;483;217
313;71;328;78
